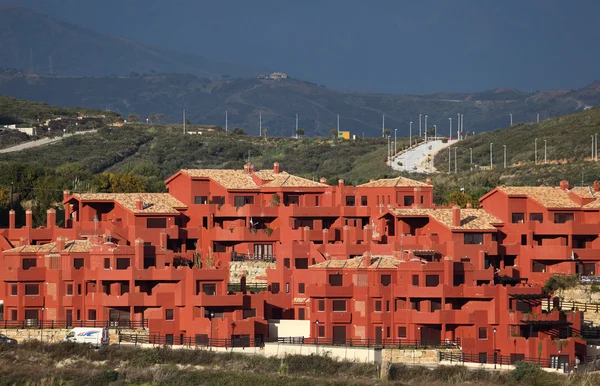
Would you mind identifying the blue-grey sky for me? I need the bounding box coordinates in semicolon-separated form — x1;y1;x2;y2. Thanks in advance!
7;0;600;93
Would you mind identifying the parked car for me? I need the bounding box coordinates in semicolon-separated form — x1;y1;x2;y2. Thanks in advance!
0;334;17;344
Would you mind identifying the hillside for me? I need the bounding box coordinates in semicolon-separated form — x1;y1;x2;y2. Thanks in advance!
0;70;598;137
0;6;265;79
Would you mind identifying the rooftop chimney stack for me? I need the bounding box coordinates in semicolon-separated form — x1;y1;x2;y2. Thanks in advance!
363;253;372;267
273;162;280;174
136;200;143;211
8;210;15;229
594;180;600;192
370;179;375;183
46;208;56;228
338;178;344;187
248;163;255;173
320;177;327;184
56;237;65;251
63;190;71;201
560;180;569;190
452;205;461;227
25;209;32;228
426;177;432;185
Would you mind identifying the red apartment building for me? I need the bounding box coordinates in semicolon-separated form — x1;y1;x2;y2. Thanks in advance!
0;164;592;365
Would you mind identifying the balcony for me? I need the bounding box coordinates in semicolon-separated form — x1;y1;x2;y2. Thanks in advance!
531;245;571;260
213;226;279;241
213;204;279;218
194;292;244;308
2;267;46;281
283;205;340;218
306;283;354;298
572;248;600;260
331;312;352;323
22;295;44;307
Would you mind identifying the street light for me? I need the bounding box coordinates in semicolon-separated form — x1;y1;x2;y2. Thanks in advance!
510;113;513;126
209;311;215;350
394;128;397;156
419;114;422;137
433;124;437;140
315;319;320;346
231;322;237;351
544;140;547;164
409;121;413;147
493;327;497;369
424;115;428;142
490;143;493;169
448;148;451;173
449;118;452;140
503;145;507;169
534;138;538;164
454;147;457;173
469;148;473;170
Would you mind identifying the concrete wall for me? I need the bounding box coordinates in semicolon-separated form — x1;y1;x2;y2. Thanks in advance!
263;342;381;363
382;348;459;365
268;320;310;339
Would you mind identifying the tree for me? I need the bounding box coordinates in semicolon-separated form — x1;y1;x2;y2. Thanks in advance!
127;114;140;123
296;129;305;138
330;129;338;139
383;129;391;136
447;191;477;208
232;128;246;135
94;172;148;193
262;128;268;137
147;113;165;123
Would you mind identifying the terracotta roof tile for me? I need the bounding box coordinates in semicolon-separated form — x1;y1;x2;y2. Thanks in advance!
358;177;429;188
72;193;186;214
182;169;328;189
390;208;502;230
3;240;94;254
497;186;579;209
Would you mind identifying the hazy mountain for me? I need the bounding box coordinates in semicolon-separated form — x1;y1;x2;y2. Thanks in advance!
0;5;266;78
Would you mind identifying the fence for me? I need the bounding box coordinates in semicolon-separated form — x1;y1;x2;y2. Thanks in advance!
227;282;268;293
268;337;461;349
0;319;147;329
119;333;263;348
547;298;600;314
231;253;276;263
439;351;574;372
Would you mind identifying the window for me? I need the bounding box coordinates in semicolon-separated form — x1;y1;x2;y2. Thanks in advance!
77;284;82;295
412;275;419;287
333;300;346;312
298;283;305;294
66;284;73;296
166;309;174;321
194;196;208;204
104;258;111;269
286;283;290;294
328;274;343;286
293;219;314;229
529;213;543;223
213;242;227;252
271;283;280;294
318;325;325;337
318;300;325;312
298;308;305;320
380;275;391;287
285;195;300;206
410;300;421;311
478;327;488;340
521;234;527;246
375;300;382;312
116;258;130;270
86;309;96;320
361;196;368;206
315;196;320;207
387;327;391;338
243;309;256;319
398;326;407;338
284;258;290;268
403;196;414;206
25;284;39;296
464;233;483;244
73;258;84;270
121;282;129;295
165;334;174;345
479;353;487;364
202;283;216;295
533;262;546;273
195;334;209;345
492;233;498;242
431;299;442;311
345;196;356;206
147;218;167;228
554;213;574;224
420;196;424;204
234;196;254;207
76;310;81;321
453;273;465;286
10;284;17;296
10;310;17;321
511;213;525;223
22;258;36;270
386;300;390;312
425;275;439;287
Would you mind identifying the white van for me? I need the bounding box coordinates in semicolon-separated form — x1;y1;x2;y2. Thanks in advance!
63;328;109;347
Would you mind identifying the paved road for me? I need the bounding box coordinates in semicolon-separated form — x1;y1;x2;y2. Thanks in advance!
0;130;98;154
392;139;458;174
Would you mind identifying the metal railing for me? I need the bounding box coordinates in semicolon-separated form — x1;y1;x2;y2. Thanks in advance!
268;337;461;349
227;282;268;293
545;298;600;313
438;351;574;372
0;319;147;329
231;253;276;263
119;333;263;348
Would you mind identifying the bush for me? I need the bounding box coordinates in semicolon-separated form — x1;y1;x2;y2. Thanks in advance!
543;274;579;293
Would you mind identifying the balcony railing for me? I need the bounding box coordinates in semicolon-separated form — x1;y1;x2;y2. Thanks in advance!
439;351;573;372
231;252;275;262
0;319;147;329
227;282;268;293
269;337;461;349
119;333;264;348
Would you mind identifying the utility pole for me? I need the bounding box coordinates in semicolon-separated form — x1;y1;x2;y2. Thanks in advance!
183;109;186;134
454;147;457;173
534;138;537;164
545;140;547;164
387;136;390;163
419;114;422;137
592;135;595;161
449;118;452;140
409;121;413;147
490;143;493;169
433;125;437;140
337;114;340;136
457;113;461;139
461;114;464;139
424;115;428;142
503;145;507;168
595;133;598;161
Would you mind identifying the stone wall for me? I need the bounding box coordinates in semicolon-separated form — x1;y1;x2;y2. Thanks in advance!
0;328;148;345
229;261;275;283
382;348;459;365
558;286;600;326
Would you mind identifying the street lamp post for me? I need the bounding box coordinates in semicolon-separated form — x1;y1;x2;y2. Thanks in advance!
493;327;497;369
596;133;598;161
315;319;320;347
448;148;451;173
534;138;538;164
454;147;457;173
387;136;391;163
592;135;595;161
209;311;215;351
510;114;513;126
394;128;397;156
544;140;547;164
424;115;428;142
490;143;493;169
449;118;452;140
469;148;473;170
537;113;540;123
457;113;461;139
503;145;507;169
409;121;413;147
419;114;422;137
433;125;437;140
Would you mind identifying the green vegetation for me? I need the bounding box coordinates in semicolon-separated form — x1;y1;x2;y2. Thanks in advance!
543;274;580;294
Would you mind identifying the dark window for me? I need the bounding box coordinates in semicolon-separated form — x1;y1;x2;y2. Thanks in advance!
361;196;368;206
25;284;39;296
76;310;81;321
511;213;525;223
410;300;420;311
381;275;392;287
412;275;419;287
88;310;96;320
315;196;320;207
165;334;174;345
143;257;156;269
285;195;300;206
333;300;346;312
318;325;325;337
420;196;424;204
298;283;305;294
271;283;280;294
521;234;527;246
533;261;546;273
284;258;290;268
195;334;209;345
375;300;382;312
403;196;414;206
234;196;254;207
211;196;225;205
464;233;483;244
121;282;129;295
66;284;73;296
73;258;84;270
116;258;130;270
386;300;390;312
554;213;574;224
147;218;167;228
431;299;442;311
202;284;216;295
453;274;465;286
10;284;17;296
492;233;498;242
398;326;407;338
293;219;314;229
510;354;525;364
10;310;17;321
345;196;356;206
243;309;256;319
529;213;543;223
104;258;110;269
22;258;36;270
298;308;305;320
213;242;226;252
328;274;343;286
478;327;488;340
166;309;174;321
77;284;82;295
425;275;439;287
194;196;208;204
479;353;487;364
318;300;325;312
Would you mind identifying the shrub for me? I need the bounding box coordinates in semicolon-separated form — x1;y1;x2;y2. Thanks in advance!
543;274;579;293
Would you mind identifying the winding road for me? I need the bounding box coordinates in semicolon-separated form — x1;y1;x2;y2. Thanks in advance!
392;139;458;174
0;130;98;154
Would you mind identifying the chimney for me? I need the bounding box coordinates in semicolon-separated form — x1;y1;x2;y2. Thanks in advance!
466;202;472;209
63;190;71;201
594;180;600;192
243;163;249;173
136;199;144;211
25;209;33;228
560;180;569;190
363;224;372;244
56;237;65;251
134;238;145;267
8;210;15;229
46;208;56;228
248;163;255;173
362;253;372;267
338;178;344;187
320;177;327;184
322;228;329;244
273;162;280;174
370;179;375;183
342;225;350;244
452;205;461;227
426;177;432;185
